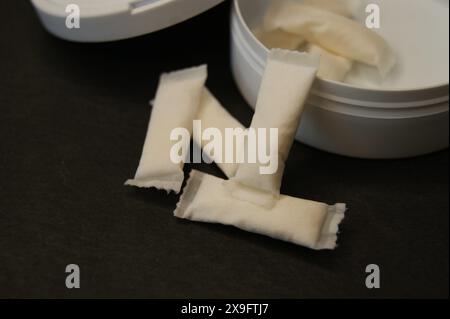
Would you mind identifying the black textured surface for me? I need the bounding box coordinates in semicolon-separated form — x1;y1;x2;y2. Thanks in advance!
0;1;448;298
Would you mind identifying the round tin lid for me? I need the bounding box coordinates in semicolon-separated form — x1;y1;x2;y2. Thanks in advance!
31;0;225;42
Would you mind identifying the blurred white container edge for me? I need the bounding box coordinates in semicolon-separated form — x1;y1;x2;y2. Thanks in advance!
30;0;225;42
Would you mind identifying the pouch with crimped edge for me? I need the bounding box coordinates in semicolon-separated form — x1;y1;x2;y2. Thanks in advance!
264;2;396;76
149;88;246;179
228;49;319;208
125;65;207;193
175;170;346;250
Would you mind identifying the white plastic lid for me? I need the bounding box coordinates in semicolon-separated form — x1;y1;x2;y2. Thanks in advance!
31;0;225;42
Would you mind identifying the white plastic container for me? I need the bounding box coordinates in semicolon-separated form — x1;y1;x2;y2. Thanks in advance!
31;0;449;158
31;0;224;42
231;0;449;158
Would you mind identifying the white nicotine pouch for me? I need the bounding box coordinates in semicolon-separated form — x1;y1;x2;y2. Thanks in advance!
175;170;346;250
301;0;358;18
305;43;352;82
264;2;396;76
193;89;245;179
253;27;305;50
228;49;319;208
125;65;207;194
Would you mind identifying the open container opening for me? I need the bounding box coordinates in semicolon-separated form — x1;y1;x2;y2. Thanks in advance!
231;0;449;159
241;0;449;91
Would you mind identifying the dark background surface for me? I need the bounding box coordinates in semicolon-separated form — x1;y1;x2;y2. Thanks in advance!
0;1;448;298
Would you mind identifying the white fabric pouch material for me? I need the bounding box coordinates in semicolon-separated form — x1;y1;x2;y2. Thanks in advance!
193;89;245;179
302;0;358;17
306;43;353;82
264;2;396;76
125;65;207;193
253;27;305;50
228;49;319;208
175;170;346;250
253;0;357;51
